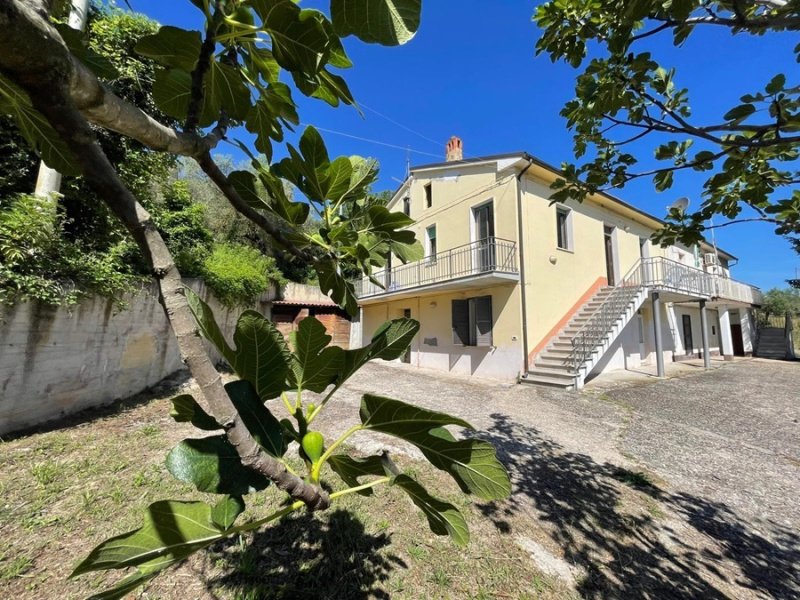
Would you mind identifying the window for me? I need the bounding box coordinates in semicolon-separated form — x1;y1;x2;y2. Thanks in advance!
426;225;437;262
424;183;432;208
402;197;411;217
452;295;493;346
639;237;650;259
556;207;572;250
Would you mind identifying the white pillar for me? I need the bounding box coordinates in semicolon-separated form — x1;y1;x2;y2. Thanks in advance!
666;303;684;355
349;307;364;349
699;300;710;369
653;292;665;377
67;0;91;30
34;0;91;198
718;305;734;360
740;309;754;354
34;167;62;198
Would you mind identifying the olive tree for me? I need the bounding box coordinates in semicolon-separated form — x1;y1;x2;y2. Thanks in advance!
535;0;800;247
0;1;510;597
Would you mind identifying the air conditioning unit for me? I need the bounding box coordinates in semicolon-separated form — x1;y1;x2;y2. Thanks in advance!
704;253;718;266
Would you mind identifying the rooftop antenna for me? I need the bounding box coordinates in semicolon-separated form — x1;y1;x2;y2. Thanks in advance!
405;146;411;178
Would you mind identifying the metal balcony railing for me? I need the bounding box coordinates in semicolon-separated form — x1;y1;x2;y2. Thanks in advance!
714;276;764;305
640;256;716;298
353;237;518;298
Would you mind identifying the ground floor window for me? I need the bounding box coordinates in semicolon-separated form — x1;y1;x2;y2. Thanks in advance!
452;295;493;346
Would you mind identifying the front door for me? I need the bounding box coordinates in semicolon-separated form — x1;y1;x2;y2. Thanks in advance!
604;226;616;286
682;314;694;357
473;203;495;272
401;308;412;363
731;324;745;356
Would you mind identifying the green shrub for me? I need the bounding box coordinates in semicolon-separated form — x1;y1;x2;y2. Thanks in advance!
150;181;213;278
0;190;285;309
0;194;139;306
202;242;285;307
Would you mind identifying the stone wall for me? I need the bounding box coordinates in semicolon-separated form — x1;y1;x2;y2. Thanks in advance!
0;279;275;435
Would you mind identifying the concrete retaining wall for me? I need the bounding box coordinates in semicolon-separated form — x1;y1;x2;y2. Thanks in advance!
0;279;275;435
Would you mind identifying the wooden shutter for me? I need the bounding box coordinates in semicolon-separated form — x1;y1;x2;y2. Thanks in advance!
474;295;493;347
452;299;469;345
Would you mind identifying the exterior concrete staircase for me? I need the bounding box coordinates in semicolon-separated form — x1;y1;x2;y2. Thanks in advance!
520;257;767;391
521;287;613;389
755;327;790;359
521;283;647;390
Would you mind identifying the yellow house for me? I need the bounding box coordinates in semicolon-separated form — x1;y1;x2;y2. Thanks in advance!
350;138;763;389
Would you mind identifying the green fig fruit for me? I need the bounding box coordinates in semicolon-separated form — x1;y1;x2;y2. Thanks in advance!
301;431;325;463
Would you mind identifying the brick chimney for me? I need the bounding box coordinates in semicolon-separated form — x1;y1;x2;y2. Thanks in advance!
445;136;463;162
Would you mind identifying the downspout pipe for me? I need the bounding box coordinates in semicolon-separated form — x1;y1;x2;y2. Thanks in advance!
516;157;534;377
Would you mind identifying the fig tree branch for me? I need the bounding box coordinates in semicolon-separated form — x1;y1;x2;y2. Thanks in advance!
0;0;330;511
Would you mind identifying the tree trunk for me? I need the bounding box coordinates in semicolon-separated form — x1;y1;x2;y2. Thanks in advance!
0;0;329;510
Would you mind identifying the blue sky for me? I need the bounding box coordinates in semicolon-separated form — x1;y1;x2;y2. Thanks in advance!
128;0;798;290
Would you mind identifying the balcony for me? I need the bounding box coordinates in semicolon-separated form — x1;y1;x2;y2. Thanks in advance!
354;237;519;301
640;257;762;305
714;275;763;305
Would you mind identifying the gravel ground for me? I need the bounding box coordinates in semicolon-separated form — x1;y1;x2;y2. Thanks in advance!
605;359;799;526
314;357;800;599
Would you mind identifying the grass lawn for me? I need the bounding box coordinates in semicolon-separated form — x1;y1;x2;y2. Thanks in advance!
0;378;570;600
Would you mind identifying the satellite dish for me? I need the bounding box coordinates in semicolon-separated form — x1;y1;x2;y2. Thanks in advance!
669;197;690;214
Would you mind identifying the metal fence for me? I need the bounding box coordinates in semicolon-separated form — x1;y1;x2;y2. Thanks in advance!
353;237;518;298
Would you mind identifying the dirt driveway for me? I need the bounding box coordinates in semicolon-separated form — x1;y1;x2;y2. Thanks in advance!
315;358;800;599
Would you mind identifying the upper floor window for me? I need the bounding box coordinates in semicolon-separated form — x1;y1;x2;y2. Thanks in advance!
639;237;651;259
556;206;572;250
424;183;432;208
402;197;411;217
426;225;437;262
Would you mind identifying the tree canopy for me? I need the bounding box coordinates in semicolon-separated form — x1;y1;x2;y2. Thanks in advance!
0;2;514;597
761;286;800;316
535;0;800;250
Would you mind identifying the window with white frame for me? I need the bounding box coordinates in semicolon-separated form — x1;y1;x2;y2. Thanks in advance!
425;224;437;262
556;206;572;250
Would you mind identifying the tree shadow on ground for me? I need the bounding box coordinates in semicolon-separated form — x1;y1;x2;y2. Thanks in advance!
201;509;405;600
477;413;799;599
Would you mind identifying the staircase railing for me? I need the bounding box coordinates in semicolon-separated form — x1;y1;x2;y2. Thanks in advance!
566;256;763;375
569;260;646;373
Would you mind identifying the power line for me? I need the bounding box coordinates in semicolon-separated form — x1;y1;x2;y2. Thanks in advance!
300;123;441;159
359;102;443;150
359;101;488;163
